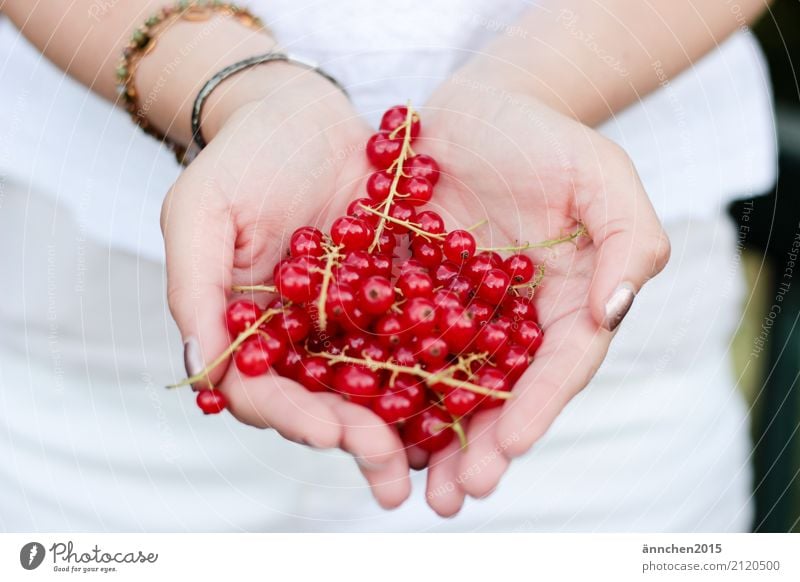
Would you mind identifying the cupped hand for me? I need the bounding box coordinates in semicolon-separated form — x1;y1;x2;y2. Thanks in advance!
160;76;412;509
416;83;671;516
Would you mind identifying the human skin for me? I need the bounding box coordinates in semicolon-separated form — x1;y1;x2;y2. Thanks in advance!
3;0;771;513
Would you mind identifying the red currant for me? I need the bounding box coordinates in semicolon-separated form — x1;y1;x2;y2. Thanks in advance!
358;275;396;314
274;259;315;303
405;154;440;186
476;268;511;304
330;216;374;251
366;170;394;201
475;322;510;354
415;336;449;366
397;270;434;298
268;305;311;343
332;364;381;406
416;210;445;236
504;253;535;284
398;176;433;206
411;237;443;269
401;297;437;337
443;230;476;263
235;334;286;376
366;132;402;168
296;356;332;392
475;367;511;410
196;389;227;415
225;300;261;336
289;226;325;258
438;307;477;353
379;105;421;138
514;320;543;355
444;388;479;417
402;406;455;453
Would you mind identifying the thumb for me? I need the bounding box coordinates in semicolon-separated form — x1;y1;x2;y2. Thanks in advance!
581;147;671;331
161;176;236;388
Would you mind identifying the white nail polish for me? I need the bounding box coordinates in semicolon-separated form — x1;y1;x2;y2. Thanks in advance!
183;337;204;390
603;282;636;331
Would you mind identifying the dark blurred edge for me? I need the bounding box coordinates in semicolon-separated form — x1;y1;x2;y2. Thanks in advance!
727;0;800;533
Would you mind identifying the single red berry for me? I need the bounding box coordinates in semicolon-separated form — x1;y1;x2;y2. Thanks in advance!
347;198;380;226
398;258;428;276
335;265;361;286
397;270;434;298
332;364;381;406
401;297;437;337
416;210;445;236
358;275;396;314
446;275;473;302
289;226;325;258
443;230;476;264
411;237;443;269
360;338;390;362
366;132;403;168
405;154;440;186
375;231;397;254
444;388;479;417
433;261;460;286
372;374;426;424
477;268;511;304
475;367;512;410
274;259;315;303
398;176;433;206
268;305;311;343
374;313;407;348
415;335;449;366
385;201;416;235
433;289;463;313
274;349;303;379
330;216;374;251
438;307;477;353
342;250;373;276
235;334;286;376
504;253;535;284
366;170;394;202
503;296;538;322
514;320;544;355
495;343;531;381
324;282;356;322
225;300;262;335
492;315;514;334
379;105;421;138
371;253;393;278
464;252;496;282
466;299;494;327
402;406;455;453
196;389;227;415
296;356;332;392
475;322;510;354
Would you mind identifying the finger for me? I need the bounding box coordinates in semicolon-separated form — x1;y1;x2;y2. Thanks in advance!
456;409;509;499
578;145;671;331
221;370;341;448
333;402;411;509
495;308;607;459
161;173;236;387
425;439;466;517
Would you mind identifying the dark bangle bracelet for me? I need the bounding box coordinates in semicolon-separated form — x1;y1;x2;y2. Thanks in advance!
190;52;348;151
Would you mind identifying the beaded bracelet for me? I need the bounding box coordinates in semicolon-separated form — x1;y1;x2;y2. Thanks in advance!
116;0;267;164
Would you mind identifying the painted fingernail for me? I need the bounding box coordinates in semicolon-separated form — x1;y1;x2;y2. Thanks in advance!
603;282;635;331
183;337;204;391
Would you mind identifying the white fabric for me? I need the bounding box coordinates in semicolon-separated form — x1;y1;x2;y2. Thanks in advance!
0;183;753;531
0;0;777;263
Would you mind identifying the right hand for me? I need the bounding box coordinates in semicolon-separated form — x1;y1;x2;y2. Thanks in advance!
161;72;412;509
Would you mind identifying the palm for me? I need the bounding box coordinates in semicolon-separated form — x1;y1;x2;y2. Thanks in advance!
164;104;414;507
413;95;663;514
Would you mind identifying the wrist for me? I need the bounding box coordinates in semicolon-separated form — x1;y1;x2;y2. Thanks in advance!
201;59;351;143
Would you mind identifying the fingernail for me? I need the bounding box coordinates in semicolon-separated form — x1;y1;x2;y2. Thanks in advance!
603;282;635;331
355;455;388;471
183;337;204;391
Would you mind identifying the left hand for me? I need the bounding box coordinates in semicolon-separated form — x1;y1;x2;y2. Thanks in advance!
415;79;671;516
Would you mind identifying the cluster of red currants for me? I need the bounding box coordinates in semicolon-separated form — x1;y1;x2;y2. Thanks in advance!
192;105;544;455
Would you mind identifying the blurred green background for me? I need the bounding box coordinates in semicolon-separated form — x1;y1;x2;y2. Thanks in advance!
730;0;800;532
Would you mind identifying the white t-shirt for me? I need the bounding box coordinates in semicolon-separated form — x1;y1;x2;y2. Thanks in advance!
0;0;777;263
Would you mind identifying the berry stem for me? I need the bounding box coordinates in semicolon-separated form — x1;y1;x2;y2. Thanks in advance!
369;102;417;252
316;242;344;332
313;351;513;399
512;264;546;291
477;223;587;252
231;284;277;294
450;418;469;449
359;203;444;241
167;308;283;389
465;219;488;232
